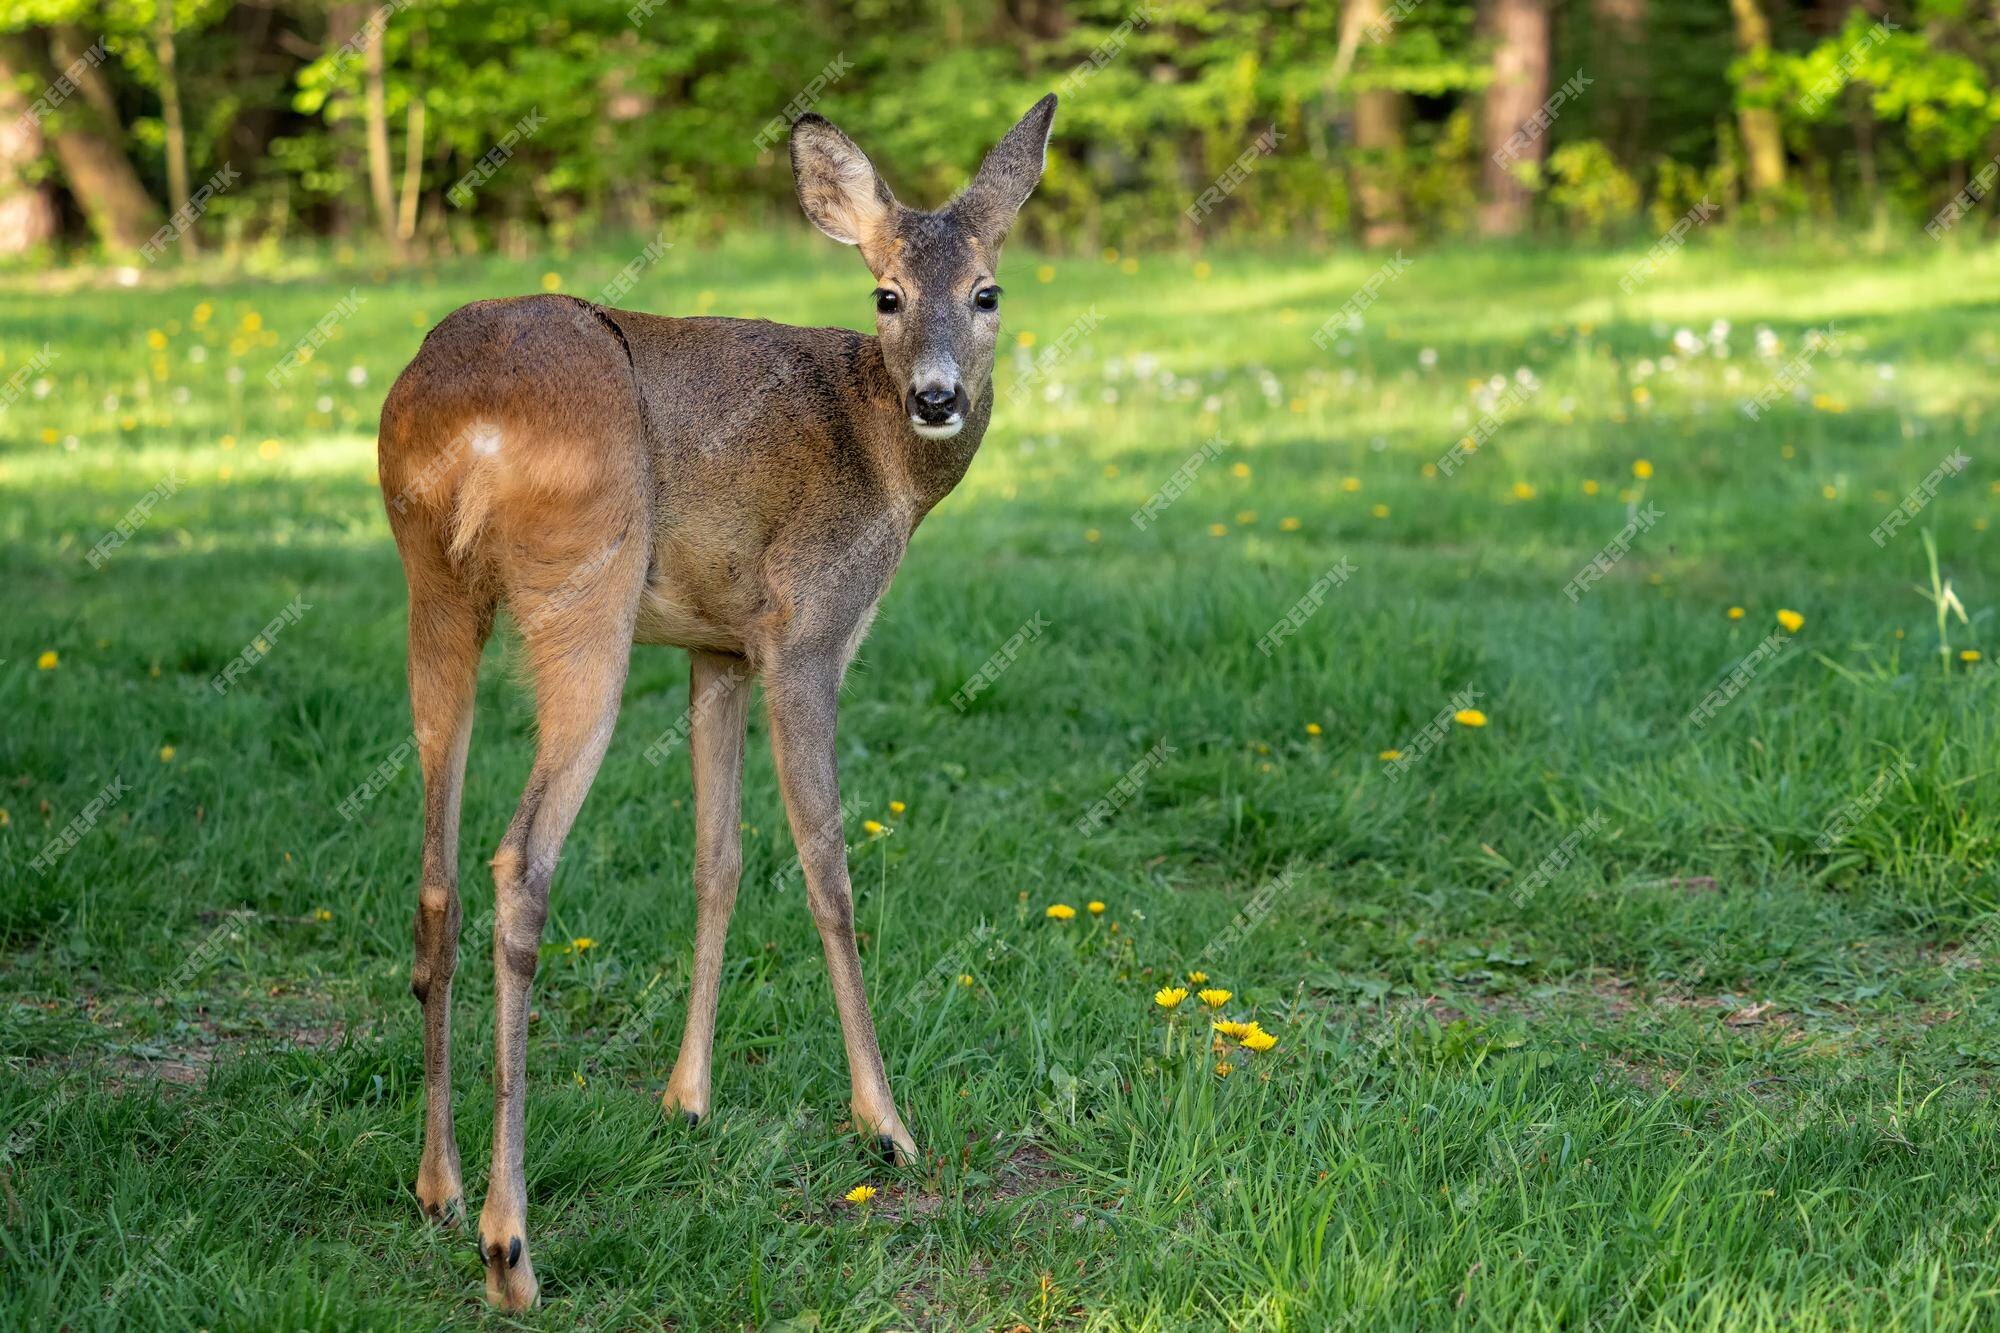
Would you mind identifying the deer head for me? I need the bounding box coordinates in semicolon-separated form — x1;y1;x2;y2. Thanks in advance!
790;94;1057;440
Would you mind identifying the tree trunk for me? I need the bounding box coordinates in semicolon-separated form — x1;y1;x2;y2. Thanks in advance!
30;28;161;252
398;97;424;242
362;13;398;253
1478;0;1551;237
1728;0;1786;198
0;35;59;255
1335;0;1410;246
325;3;366;238
155;0;197;254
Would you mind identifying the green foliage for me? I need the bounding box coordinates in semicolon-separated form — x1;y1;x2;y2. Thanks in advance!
5;2;2000;254
1544;139;1641;238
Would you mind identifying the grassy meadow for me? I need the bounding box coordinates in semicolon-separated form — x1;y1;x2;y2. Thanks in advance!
4;231;2000;1329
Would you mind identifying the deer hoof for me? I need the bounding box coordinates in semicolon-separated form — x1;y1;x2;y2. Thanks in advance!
481;1236;538;1310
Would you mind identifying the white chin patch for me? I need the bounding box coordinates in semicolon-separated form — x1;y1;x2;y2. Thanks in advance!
909;416;964;440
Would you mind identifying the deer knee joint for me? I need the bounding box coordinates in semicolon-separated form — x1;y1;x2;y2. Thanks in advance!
411;880;461;1002
695;847;742;904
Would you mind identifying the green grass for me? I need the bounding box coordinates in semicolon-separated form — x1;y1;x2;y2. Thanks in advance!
4;230;2000;1330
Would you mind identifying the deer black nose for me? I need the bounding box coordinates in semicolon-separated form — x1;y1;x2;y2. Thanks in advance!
908;385;959;425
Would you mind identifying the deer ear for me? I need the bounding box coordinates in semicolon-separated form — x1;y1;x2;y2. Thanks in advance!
790;115;896;256
952;94;1058;249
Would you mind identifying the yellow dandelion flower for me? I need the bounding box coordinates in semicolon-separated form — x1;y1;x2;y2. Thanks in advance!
1821;484;1837;500
1454;709;1487;728
1342;477;1361;493
1776;609;1804;633
541;272;562;291
1512;481;1535;500
159;745;176;763
1121;256;1139;275
1208;523;1228;537
1198;988;1232;1008
1036;264;1055;283
1727;606;1745;620
1583;479;1600;495
571;936;596;952
1193;261;1213;280
1187;970;1208;984
1231;462;1251;479
1236;510;1257;525
1214;1060;1234;1078
1962;649;1982;663
889;801;906;815
1306;722;1322;736
1154;986;1188;1010
1212;1020;1249;1038
314;908;333;922
1632;459;1654;480
1085;528;1101;543
0;809;8;827
574;1070;587;1088
1371;504;1390;518
1379;748;1403;761
1087;900;1106;915
146;329;167;350
37;650;58;670
1279;516;1301;532
844;1184;877;1205
1016;330;1037;349
1241;1028;1278;1053
863;819;886;837
258;439;280;459
1046;903;1077;921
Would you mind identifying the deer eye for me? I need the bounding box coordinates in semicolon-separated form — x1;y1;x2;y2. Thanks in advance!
874;289;901;315
974;286;1001;312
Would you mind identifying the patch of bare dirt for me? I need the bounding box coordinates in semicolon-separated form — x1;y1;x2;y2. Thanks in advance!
882;1137;1079;1225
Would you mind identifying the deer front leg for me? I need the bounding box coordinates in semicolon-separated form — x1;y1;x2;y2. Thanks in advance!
763;658;918;1165
663;651;751;1123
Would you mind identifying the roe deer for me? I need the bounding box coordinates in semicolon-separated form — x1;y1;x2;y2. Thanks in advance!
375;94;1057;1309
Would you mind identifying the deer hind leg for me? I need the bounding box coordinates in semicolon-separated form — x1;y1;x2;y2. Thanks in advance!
406;583;493;1227
663;650;752;1123
763;656;917;1165
476;531;645;1312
